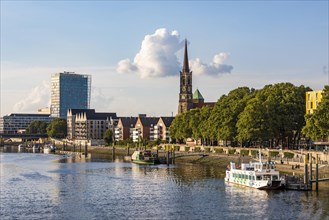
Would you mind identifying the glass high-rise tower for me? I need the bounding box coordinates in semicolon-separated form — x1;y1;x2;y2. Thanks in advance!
51;72;91;118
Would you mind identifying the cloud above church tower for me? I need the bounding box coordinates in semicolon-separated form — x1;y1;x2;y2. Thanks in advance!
116;28;233;78
190;53;233;76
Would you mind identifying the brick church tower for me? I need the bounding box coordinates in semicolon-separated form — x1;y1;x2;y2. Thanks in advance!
178;39;193;114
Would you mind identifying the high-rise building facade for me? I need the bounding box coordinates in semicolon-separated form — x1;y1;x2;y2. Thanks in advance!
178;40;193;114
51;72;91;118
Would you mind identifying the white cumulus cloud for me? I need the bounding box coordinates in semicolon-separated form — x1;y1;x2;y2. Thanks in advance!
117;28;183;78
13;81;50;113
190;53;233;76
117;28;233;78
90;87;114;112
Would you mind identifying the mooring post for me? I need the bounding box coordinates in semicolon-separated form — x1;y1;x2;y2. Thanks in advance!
73;143;75;152
127;144;130;156
315;154;319;191
84;141;88;158
80;142;82;153
172;145;175;165
166;145;170;165
309;153;313;190
304;154;309;186
112;146;115;161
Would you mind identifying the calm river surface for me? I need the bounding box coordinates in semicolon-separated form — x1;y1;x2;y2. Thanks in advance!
1;147;328;220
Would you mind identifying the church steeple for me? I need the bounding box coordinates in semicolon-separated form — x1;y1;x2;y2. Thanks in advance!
178;39;193;114
182;39;190;73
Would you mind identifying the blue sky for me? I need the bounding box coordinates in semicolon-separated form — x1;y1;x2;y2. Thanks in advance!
1;1;328;117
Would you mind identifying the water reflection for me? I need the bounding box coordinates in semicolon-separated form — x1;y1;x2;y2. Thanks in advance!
1;150;328;220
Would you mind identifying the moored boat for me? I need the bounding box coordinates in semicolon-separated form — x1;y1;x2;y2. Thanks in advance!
43;145;56;154
225;152;284;190
131;150;158;165
18;144;25;152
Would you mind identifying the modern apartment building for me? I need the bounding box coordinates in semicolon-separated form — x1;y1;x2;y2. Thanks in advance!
51;72;91;118
67;109;117;146
113;116;175;143
114;117;138;141
132;116;160;142
0;113;52;134
155;117;175;142
306;90;323;114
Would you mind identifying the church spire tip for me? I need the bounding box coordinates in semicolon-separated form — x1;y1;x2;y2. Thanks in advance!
183;39;190;73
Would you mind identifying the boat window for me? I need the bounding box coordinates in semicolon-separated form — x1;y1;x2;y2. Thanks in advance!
263;175;271;180
252;176;255;180
272;175;278;180
256;176;261;180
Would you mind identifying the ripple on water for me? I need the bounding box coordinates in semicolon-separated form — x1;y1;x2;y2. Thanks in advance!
1;152;328;220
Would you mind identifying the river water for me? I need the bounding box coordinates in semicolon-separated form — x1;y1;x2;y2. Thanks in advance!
1;147;328;220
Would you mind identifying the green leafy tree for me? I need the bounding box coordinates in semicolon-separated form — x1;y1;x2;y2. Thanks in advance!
169;111;191;143
237;83;309;148
104;129;113;146
47;118;67;138
26;120;49;134
206;87;254;146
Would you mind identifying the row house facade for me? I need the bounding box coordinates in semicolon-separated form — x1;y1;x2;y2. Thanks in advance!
132;116;159;142
67;109;117;146
114;115;175;143
114;117;138;141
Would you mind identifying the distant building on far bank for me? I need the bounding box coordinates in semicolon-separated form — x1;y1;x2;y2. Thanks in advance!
115;117;138;141
67;109;117;146
51;71;91;118
0;113;52;134
37;107;51;114
306;90;323;114
114;115;174;143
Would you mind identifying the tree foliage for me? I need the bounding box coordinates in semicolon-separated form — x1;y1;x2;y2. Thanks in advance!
26;120;49;134
104;129;113;146
208;87;255;145
169;107;211;143
47;118;67;139
169;83;317;149
237;83;309;147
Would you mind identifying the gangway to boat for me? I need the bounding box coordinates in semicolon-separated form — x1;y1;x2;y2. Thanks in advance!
310;178;329;183
173;153;208;159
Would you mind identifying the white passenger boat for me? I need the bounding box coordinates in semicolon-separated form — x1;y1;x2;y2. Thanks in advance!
225;152;284;190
